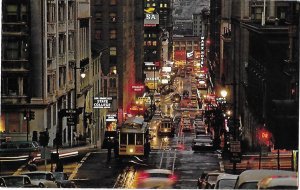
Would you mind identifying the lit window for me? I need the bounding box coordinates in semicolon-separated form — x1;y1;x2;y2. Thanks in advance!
6;4;18;22
164;3;168;8
153;41;157;46
147;41;151;46
110;30;117;39
160;3;163;8
110;47;117;56
109;12;117;22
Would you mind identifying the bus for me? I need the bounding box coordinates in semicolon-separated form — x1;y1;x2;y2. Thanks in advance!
158;117;175;137
118;117;150;158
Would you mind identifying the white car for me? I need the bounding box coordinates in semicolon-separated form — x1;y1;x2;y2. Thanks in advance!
22;171;59;188
214;173;238;189
257;175;298;189
135;169;177;189
234;169;297;189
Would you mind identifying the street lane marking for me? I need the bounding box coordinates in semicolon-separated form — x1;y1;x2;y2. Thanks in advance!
69;152;91;180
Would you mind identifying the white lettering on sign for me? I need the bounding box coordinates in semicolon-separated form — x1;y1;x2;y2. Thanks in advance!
200;36;205;66
146;14;157;20
93;97;112;109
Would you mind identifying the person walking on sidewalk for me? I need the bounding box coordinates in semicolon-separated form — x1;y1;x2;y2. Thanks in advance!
106;138;113;163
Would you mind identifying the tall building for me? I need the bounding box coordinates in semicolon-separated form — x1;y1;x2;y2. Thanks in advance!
91;0;144;122
1;0;96;147
143;0;173;91
192;13;202;36
228;0;299;150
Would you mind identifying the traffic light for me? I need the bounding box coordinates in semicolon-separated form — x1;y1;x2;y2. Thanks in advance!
29;111;35;120
257;128;271;145
39;131;49;147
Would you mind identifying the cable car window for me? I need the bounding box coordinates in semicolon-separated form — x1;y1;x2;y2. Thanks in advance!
128;133;135;145
136;134;143;145
120;133;127;145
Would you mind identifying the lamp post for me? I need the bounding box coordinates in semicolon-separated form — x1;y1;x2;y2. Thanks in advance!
71;63;86;146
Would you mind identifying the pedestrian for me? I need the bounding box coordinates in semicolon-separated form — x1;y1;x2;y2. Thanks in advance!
55;160;64;172
27;160;37;171
246;160;251;170
113;139;119;159
107;138;112;163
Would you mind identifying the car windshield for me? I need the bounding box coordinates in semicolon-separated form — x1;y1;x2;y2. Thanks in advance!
149;173;170;178
3;177;24;187
25;173;46;180
207;175;219;182
239;182;258;189
217;179;236;189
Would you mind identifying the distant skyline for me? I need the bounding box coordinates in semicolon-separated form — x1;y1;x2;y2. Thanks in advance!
173;0;209;19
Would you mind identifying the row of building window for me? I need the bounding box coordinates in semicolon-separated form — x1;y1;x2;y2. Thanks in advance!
2;38;28;60
95;29;117;40
3;3;28;22
145;2;168;8
144;41;157;46
95;12;117;23
94;0;117;6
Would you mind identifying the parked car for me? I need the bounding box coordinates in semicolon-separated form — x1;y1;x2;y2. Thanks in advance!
195;134;213;140
197;172;223;189
1;175;39;188
257;175;298;189
135;169;177;189
234;169;297;189
214;173;238;189
192;137;214;151
53;172;76;188
22;171;59;188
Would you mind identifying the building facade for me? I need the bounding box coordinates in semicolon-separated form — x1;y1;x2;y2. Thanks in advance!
227;0;299;150
1;0;97;147
91;0;144;123
192;13;202;36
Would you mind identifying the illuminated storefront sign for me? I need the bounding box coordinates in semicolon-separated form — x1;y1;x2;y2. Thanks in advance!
93;97;112;109
162;67;172;72
132;85;145;92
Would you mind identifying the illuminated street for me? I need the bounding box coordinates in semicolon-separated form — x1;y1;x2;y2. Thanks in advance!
1;0;298;189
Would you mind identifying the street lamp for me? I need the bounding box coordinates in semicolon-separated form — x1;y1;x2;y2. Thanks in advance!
71;63;86;146
220;89;228;98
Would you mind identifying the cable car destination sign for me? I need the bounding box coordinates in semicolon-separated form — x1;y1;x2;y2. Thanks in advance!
93;97;112;109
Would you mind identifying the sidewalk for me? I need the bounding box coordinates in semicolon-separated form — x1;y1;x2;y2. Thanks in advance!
13;144;100;175
221;150;294;174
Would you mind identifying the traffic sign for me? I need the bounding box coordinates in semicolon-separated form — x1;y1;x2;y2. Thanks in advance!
230;141;241;153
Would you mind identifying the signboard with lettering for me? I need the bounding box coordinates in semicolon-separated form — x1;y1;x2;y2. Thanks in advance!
93;97;113;109
144;13;159;26
200;36;205;67
132;85;145;92
106;114;117;122
230;140;242;163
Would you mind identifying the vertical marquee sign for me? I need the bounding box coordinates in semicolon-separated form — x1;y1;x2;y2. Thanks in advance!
200;36;205;67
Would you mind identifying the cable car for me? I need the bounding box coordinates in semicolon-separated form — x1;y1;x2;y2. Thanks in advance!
158;117;175;137
118;117;150;158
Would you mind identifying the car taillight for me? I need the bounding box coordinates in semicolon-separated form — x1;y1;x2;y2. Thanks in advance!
138;171;149;181
169;174;178;182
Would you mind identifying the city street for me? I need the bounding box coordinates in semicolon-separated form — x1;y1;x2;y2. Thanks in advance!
1;0;298;189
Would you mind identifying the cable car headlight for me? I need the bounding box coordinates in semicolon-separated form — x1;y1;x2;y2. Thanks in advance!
129;148;134;153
